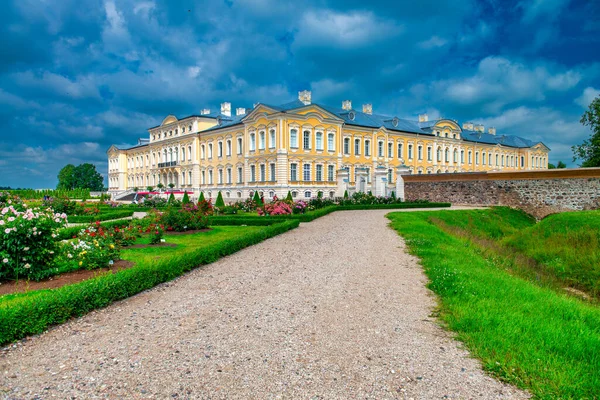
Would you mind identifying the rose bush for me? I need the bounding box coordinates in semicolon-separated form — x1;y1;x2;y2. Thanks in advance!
0;202;67;281
158;204;210;232
57;222;120;271
257;201;293;216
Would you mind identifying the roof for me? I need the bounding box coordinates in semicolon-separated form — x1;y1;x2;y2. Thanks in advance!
461;130;539;148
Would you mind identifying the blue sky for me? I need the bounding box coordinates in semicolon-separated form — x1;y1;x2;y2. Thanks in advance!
1;0;599;188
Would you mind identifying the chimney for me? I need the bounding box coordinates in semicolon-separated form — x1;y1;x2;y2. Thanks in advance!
236;107;246;116
475;124;484;132
462;122;474;131
220;102;231;117
200;108;211;115
362;104;372;115
488;127;496;135
342;100;352;110
298;90;311;105
418;113;428;122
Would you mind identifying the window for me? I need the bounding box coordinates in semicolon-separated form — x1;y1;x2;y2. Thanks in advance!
328;133;335;151
188;145;192;160
521;156;525;168
468;151;472;164
303;130;311;150
270;163;275;181
290;163;298;181
445;148;449;163
418;145;423;160
237;167;243;183
303;164;311;181
250;165;256;181
227;168;232;184
304;191;311;198
482;153;486;165
182;148;186;161
388;142;393;158
454;149;458;163
461;150;465;163
365;140;371;156
354;138;361;155
292;191;297;198
437;147;442;162
408;144;413;159
188;171;192;184
378;141;384;157
237;138;242;154
316;164;323;181
397;143;403;159
328;165;334;181
218;169;223;184
208;170;213;184
502;155;505;166
343;138;350;154
201;171;206;184
260;164;266;181
218;141;223;157
316;132;323;150
427;147;432;161
226;140;231;156
249;133;256;151
259;131;265;150
208;144;213;159
290;129;298;148
475;152;479;165
269;129;276;148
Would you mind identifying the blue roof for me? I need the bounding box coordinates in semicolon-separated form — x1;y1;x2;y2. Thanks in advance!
461;130;539;148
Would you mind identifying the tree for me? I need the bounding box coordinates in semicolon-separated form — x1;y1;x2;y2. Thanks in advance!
557;161;567;169
343;190;349;199
168;183;175;189
285;191;293;202
572;95;600;167
548;163;556;169
182;191;190;204
147;186;154;192
157;183;164;191
252;191;262;206
215;191;225;208
168;192;175;204
57;164;77;190
57;163;103;191
198;192;205;202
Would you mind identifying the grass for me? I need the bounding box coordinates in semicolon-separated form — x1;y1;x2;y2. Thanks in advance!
119;226;263;265
387;208;600;399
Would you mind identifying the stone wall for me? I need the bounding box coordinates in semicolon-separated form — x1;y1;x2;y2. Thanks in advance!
403;168;600;219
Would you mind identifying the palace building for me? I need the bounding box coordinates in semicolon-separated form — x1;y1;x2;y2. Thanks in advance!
107;90;550;201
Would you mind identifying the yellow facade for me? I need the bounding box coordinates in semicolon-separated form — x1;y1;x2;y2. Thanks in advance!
107;92;550;200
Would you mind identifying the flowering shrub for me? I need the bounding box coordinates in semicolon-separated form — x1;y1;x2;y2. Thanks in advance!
159;204;209;231
292;200;308;215
142;196;169;208
0;204;67;281
197;199;213;215
42;197;78;215
258;201;293;216
131;213;165;244
75;202;100;215
57;222;120;271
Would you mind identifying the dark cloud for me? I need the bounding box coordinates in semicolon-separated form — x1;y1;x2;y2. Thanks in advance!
1;0;599;188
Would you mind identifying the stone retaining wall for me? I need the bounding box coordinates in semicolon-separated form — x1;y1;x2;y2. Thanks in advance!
403;168;600;219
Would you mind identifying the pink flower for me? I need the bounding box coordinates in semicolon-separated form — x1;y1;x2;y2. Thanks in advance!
0;220;4;225
4;228;10;234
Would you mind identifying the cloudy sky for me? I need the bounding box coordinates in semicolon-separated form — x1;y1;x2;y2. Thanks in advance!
1;0;599;188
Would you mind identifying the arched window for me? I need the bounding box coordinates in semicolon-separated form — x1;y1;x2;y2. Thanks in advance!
316;132;323;150
188;145;192;160
418;145;423;160
259;131;265;150
226;140;231;156
303;130;311;150
218;141;223;157
249;133;256;151
208;143;213;158
343;138;350;154
445;148;449;162
437;147;442;162
328;133;335;151
269;129;276;148
181;147;185;161
201;145;205;159
378;141;384;157
290;129;298;148
365;140;371;156
354;138;361;155
453;149;458;163
397;143;403;159
237;137;243;154
304;191;311;198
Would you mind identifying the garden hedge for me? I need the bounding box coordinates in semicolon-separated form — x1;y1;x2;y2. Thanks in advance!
67;210;135;223
0;220;300;345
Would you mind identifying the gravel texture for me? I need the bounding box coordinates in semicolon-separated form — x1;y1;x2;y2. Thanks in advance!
1;209;528;399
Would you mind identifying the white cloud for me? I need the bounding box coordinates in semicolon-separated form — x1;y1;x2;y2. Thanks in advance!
296;10;403;48
0;89;41;110
133;1;156;17
102;0;132;54
188;66;201;79
575;87;600;108
418;36;448;49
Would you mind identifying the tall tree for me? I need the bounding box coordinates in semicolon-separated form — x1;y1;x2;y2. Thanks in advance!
57;164;77;190
57;163;104;191
572;95;600;167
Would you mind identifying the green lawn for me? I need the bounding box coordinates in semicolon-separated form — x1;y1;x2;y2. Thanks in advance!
120;226;263;265
387;208;600;399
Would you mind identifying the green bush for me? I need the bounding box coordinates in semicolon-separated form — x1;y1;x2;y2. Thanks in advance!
159;205;209;231
252;191;262;206
199;192;205;202
67;210;134;223
215;191;225;208
182;192;190;204
168;193;175;204
343;190;349;199
285;191;293;202
0;220;300;345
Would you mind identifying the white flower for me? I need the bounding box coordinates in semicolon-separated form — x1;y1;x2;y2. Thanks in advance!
4;228;10;234
108;260;114;266
0;220;4;225
1;207;7;215
23;247;29;251
2;258;8;263
160;239;166;243
7;217;14;222
52;234;57;238
67;253;73;258
23;263;31;269
32;227;37;231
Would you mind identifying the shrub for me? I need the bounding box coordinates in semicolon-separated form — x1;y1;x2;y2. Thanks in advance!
292;200;308;214
285;191;293;202
56;223;120;271
258;201;293;216
252;191;262;206
199;192;205;202
168;192;175;204
158;204;209;232
182;191;190;204
215;191;225;208
197;198;213;215
0;203;67;281
143;195;168;208
43;197;78;215
343;190;349;199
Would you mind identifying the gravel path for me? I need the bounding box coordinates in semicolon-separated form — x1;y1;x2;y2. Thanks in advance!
1;210;528;399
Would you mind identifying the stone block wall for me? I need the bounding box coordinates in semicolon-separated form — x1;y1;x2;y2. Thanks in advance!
403;169;600;219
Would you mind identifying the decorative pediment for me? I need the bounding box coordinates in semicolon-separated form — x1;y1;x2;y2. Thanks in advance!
241;104;280;122
533;142;551;151
434;119;461;131
290;104;343;122
107;145;121;155
161;115;178;126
